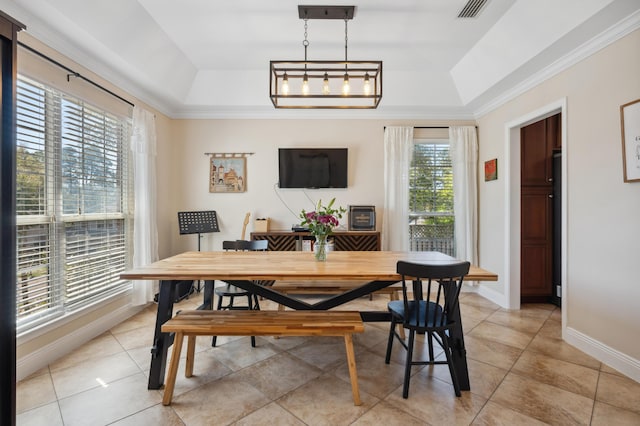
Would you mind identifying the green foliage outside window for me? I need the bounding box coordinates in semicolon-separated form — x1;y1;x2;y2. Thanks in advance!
409;142;454;254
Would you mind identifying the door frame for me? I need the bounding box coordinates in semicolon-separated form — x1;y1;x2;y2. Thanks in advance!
503;98;567;326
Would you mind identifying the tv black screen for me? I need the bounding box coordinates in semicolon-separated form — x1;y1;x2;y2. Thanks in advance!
278;148;348;188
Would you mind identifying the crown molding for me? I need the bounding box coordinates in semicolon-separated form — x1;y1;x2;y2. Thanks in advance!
472;10;640;118
170;105;476;120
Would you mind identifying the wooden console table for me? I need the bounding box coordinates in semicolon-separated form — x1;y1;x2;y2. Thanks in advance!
250;231;380;251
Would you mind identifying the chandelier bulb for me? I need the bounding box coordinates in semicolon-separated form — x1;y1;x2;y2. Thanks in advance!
302;73;310;95
282;73;290;96
363;73;371;96
322;73;330;95
342;73;350;95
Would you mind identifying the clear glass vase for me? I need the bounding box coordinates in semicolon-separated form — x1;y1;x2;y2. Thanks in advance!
314;235;328;261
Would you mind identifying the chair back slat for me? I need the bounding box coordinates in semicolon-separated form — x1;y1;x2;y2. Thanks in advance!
396;260;470;330
222;240;271;286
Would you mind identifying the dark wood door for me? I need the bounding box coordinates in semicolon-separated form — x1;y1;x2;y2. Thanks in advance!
521;187;553;300
520;114;560;302
521;120;552;186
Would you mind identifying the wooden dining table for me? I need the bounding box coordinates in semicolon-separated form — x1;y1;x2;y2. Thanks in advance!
120;250;498;390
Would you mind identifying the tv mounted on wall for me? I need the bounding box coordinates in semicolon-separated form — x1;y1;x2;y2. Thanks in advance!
278;148;348;189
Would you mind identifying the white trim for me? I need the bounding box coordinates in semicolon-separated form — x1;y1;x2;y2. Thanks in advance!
17;289;132;343
503;99;567;326
474;10;640;118
16;301;145;381
170;105;477;120
475;283;507;308
565;327;640;383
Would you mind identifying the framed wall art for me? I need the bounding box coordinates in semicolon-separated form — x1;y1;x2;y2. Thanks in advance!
620;98;640;182
348;205;376;231
209;155;247;193
484;158;498;181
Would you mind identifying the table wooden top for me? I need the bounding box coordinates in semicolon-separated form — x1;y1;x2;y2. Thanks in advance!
120;250;498;282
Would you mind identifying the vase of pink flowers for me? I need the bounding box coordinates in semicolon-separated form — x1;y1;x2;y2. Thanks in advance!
300;198;346;261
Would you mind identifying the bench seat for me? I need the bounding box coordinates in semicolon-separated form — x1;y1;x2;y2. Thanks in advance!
161;310;365;406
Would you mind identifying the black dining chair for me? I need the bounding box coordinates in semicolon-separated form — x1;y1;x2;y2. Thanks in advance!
212;239;269;347
385;260;470;398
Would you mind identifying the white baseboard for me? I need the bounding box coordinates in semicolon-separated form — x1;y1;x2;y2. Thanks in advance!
565;327;640;383
474;282;508;308
16;303;145;381
466;288;639;383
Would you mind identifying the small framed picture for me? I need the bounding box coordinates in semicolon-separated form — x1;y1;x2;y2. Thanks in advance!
620;98;640;182
209;156;247;192
484;158;498;181
348;205;376;231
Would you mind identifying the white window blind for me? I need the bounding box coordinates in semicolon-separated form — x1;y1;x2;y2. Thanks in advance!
409;141;455;255
16;76;132;332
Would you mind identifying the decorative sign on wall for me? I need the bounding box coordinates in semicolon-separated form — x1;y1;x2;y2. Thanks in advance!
620;99;640;182
205;152;253;193
348;205;376;231
484;158;498;181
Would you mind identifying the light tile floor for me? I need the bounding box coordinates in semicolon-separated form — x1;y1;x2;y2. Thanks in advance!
16;292;640;425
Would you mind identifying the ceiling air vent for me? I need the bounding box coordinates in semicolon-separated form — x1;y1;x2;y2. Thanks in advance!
457;0;488;18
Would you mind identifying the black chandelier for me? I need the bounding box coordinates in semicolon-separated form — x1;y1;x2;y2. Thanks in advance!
269;5;382;109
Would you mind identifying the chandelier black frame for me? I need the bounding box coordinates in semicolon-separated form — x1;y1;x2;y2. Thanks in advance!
269;5;382;109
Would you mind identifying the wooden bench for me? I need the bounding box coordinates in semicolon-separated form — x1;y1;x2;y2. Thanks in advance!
160;310;365;406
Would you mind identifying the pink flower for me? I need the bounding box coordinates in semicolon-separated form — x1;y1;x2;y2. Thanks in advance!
299;198;346;237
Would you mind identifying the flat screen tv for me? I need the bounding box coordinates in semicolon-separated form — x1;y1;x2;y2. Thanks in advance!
278;148;348;189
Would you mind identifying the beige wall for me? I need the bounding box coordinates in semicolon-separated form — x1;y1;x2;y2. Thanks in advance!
159;119;473;255
477;29;640;369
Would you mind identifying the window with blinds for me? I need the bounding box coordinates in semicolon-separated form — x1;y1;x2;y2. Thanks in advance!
409;141;455;255
16;76;132;332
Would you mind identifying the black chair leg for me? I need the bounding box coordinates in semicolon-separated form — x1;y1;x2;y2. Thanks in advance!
385;318;397;364
212;292;225;347
427;331;435;361
212;291;236;347
402;330;415;399
245;294;258;346
216;293;224;310
212;288;260;348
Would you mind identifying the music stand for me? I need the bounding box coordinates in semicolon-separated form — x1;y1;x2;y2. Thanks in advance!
178;211;220;291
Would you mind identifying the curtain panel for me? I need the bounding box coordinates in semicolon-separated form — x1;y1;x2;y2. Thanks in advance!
382;127;414;251
131;106;159;305
449;126;478;265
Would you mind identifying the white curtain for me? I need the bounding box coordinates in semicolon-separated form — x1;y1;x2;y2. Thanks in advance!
449;126;478;265
382;126;414;251
130;106;158;305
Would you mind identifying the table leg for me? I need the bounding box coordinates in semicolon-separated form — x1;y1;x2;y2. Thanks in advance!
148;280;175;390
448;304;470;391
200;280;214;310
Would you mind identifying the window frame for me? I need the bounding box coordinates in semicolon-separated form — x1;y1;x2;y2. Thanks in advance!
408;138;455;255
15;75;133;335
